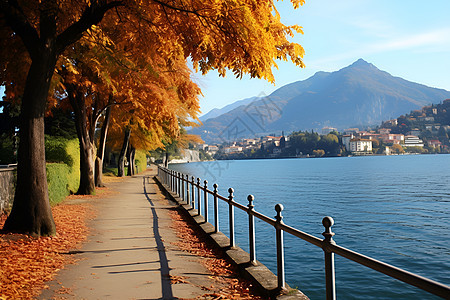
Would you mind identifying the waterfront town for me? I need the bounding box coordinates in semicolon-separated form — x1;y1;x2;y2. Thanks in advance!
199;99;450;159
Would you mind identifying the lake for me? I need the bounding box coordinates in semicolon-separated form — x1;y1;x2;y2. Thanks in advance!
169;154;450;299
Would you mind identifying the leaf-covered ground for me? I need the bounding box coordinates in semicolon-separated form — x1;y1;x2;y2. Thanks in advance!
169;209;264;300
0;180;265;300
0;198;95;299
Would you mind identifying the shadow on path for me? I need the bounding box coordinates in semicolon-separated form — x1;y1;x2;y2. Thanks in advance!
143;177;174;300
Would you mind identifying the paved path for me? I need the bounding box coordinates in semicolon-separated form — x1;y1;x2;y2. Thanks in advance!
40;168;221;300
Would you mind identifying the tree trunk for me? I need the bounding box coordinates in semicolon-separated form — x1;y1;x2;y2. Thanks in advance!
127;144;136;176
77;139;96;195
2;51;57;236
130;146;136;174
164;152;169;168
118;129;131;177
95;106;111;187
69;89;96;195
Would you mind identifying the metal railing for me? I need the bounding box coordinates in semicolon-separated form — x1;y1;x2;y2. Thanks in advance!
157;165;450;299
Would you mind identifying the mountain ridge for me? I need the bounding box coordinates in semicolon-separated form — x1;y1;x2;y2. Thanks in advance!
192;59;450;143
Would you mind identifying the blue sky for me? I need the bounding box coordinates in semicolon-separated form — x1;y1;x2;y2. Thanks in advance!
194;0;450;115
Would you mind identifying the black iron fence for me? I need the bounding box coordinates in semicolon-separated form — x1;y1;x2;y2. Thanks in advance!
157;165;449;299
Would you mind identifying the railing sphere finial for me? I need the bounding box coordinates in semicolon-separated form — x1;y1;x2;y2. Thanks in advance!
322;216;335;242
275;203;284;213
228;187;234;194
213;183;218;192
322;216;334;228
247;195;255;210
275;204;284;222
204;179;208;186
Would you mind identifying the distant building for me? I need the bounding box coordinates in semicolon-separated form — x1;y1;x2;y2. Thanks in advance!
322;126;337;134
349;139;372;153
378;128;392;135
380;133;404;144
407;129;421;136
242;138;258;145
360;132;380;140
344;128;359;134
427;140;442;148
224;146;243;154
342;134;353;151
262;135;282;147
383;119;398;127
206;145;219;155
404;136;424;147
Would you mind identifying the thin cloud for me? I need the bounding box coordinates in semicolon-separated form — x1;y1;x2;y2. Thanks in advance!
372;28;450;52
307;27;450;69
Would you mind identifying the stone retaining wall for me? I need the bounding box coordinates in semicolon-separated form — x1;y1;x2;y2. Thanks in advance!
0;168;16;214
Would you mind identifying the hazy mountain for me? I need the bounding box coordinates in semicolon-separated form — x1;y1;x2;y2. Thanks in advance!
199;96;260;122
192;59;450;143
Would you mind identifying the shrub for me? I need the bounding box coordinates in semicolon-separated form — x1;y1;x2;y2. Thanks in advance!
134;150;148;174
46;163;70;205
45;135;80;194
65;139;80;193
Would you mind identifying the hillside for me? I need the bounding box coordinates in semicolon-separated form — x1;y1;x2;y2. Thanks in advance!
192;59;450;143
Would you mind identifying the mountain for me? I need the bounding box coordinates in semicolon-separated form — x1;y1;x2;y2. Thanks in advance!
192;59;450;143
199;96;260;122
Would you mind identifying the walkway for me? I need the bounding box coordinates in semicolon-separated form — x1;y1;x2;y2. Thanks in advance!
39;168;223;299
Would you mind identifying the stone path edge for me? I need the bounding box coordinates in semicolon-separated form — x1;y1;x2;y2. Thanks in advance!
153;175;309;300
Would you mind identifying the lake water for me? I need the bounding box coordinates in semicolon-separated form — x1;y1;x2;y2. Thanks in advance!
169;154;450;299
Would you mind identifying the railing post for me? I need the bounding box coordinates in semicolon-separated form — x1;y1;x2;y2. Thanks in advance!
204;180;208;222
191;176;195;209
247;195;256;265
228;188;235;248
186;174;190;205
322;216;336;300
173;171;176;193
178;172;181;196
275;204;286;291
172;170;175;192
213;183;219;233
197;178;201;216
181;173;185;201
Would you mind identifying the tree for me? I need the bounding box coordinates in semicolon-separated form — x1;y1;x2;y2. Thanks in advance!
95;106;111;187
0;0;124;236
1;0;306;236
391;144;404;154
313;149;325;157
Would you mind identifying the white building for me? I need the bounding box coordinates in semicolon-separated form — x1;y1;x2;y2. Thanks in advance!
224;146;243;154
349;139;372;153
404;136;424;147
342;134;353;151
206;145;219;155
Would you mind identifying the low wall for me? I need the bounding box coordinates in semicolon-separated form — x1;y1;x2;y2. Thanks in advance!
154;175;308;300
0;168;16;214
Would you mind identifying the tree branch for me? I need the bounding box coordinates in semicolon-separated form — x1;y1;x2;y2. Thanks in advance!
56;0;123;54
0;0;40;59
